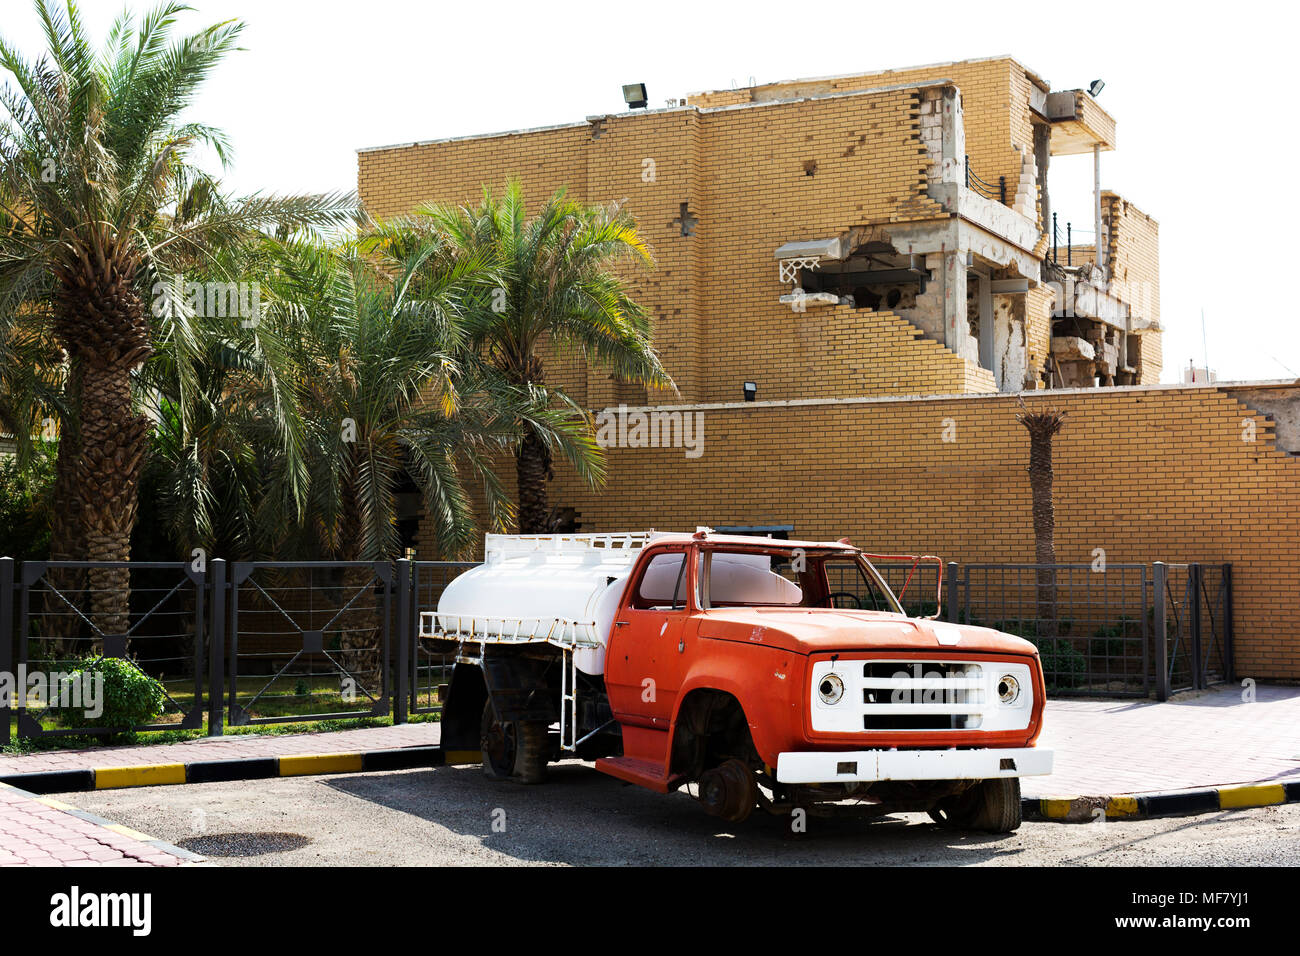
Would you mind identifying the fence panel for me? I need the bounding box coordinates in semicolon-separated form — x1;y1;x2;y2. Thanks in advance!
227;561;391;726
409;561;479;715
958;563;1150;697
13;561;207;737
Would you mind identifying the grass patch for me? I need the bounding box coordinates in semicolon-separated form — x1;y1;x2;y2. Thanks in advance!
3;710;441;755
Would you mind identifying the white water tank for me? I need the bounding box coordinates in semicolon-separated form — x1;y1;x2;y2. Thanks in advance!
436;534;650;674
435;533;803;675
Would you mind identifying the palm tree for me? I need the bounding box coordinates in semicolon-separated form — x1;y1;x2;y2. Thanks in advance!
1016;399;1067;638
226;232;601;687
0;1;356;633
422;180;673;533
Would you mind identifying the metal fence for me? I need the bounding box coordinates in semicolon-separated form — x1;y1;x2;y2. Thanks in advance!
950;563;1151;697
947;561;1232;700
408;561;478;716
0;555;1234;743
3;559;207;739
225;561;393;728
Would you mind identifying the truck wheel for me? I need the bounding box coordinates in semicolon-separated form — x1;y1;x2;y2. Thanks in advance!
480;701;549;784
697;759;758;823
929;778;1022;833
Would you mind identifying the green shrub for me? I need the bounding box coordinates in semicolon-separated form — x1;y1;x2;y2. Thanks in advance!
53;657;167;730
1034;638;1089;690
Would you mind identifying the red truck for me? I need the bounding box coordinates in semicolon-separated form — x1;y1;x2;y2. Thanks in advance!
421;530;1052;832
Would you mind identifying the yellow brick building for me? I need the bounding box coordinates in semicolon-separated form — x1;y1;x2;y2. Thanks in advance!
358;57;1300;680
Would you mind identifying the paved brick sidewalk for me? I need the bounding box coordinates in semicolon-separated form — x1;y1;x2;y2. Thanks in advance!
0;687;1296;798
0;722;440;776
1025;684;1300;797
0;783;198;866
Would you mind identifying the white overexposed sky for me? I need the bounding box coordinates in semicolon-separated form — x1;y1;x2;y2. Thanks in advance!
4;0;1298;384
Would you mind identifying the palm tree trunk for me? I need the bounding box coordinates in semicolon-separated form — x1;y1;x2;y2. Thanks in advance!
78;353;151;642
44;362;86;656
56;273;152;645
515;430;552;533
1017;406;1067;641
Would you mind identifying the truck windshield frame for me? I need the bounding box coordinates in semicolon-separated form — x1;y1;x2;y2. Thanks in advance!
695;546;904;615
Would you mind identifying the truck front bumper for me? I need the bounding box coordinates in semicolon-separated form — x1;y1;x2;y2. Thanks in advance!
775;747;1053;785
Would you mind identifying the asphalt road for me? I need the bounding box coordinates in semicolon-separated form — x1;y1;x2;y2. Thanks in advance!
57;762;1300;867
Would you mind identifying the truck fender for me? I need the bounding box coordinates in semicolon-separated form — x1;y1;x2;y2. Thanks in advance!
670;670;794;771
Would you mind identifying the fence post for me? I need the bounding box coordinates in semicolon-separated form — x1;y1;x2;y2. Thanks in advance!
394;558;410;725
0;557;13;746
1222;564;1234;682
1153;562;1169;702
946;562;960;623
1189;563;1204;691
998;176;1006;204
208;559;225;737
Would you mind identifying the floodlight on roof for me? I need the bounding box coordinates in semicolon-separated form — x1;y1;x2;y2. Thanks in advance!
1088;79;1105;97
622;83;648;109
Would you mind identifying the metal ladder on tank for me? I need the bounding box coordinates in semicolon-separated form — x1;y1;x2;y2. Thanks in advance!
559;634;579;753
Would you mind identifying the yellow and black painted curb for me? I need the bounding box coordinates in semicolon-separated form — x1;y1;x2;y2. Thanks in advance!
1022;779;1300;822
9;749;1290;824
0;781;206;864
0;745;462;794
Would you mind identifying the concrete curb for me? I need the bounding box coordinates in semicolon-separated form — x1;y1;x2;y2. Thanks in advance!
1022;779;1300;822
0;745;449;794
0;781;206;865
6;749;1295;826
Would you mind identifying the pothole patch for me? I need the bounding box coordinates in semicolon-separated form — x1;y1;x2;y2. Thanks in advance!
177;831;311;857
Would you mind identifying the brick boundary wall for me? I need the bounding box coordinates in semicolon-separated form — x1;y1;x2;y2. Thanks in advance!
420;384;1300;680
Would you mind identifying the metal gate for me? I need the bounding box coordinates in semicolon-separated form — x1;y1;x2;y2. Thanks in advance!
226;561;392;726
1154;562;1233;700
406;561;478;716
7;560;206;738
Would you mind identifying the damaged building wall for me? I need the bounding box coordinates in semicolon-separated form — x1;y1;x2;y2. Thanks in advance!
993;292;1029;389
360;56;1161;404
1224;386;1300;454
689;56;1038;206
1026;282;1055;385
1104;192;1161;384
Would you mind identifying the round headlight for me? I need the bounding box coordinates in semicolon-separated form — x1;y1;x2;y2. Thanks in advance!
818;673;845;705
997;674;1021;704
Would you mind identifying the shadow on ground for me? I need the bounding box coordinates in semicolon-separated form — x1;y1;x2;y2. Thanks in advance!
324;761;1027;866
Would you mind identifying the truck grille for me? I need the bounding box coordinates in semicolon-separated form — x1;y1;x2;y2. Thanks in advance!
860;661;986;730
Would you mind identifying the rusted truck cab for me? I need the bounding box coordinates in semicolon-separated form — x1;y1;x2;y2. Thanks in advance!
429;530;1052;832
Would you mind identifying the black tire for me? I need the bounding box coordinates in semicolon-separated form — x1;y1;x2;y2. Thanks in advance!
929;778;1022;833
480;700;549;784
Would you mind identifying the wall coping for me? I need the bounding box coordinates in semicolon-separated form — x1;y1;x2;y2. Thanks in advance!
605;380;1300;414
356;79;954;156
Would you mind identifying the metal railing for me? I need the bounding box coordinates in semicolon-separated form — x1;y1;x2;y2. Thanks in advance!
0;555;1235;744
965;154;1006;204
1048;212;1098;268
